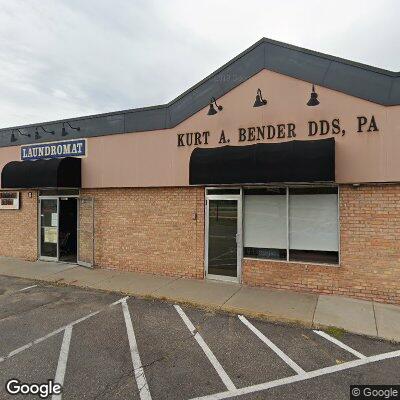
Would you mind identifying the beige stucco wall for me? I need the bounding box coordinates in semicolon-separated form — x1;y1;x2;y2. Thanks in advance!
1;69;399;188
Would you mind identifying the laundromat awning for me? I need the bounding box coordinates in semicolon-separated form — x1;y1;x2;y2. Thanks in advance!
1;157;81;189
189;138;335;185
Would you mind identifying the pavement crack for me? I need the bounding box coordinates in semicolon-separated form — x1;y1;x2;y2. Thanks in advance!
220;285;242;308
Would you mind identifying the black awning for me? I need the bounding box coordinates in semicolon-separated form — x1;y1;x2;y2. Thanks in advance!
1;157;81;189
189;138;335;185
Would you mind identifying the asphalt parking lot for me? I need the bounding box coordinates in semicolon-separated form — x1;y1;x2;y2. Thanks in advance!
0;275;399;400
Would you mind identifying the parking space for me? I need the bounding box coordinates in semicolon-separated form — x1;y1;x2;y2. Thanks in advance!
0;281;121;355
0;275;39;296
183;307;295;387
0;275;399;400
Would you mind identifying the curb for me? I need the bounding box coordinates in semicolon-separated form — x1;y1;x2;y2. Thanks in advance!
2;272;399;344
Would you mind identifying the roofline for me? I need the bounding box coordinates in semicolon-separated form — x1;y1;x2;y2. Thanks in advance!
258;37;399;77
0;37;399;145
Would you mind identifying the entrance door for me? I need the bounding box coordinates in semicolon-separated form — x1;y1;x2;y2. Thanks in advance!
59;198;78;263
40;198;59;261
206;196;241;282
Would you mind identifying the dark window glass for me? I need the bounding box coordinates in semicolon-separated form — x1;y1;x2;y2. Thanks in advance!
244;247;286;260
244;188;286;195
39;189;79;196
208;199;238;277
289;187;337;195
289;250;339;264
207;189;240;195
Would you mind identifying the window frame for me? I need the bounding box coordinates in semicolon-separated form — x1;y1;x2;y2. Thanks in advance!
242;185;340;267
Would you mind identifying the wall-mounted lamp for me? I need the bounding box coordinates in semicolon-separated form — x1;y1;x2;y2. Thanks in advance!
10;128;30;143
207;97;223;115
35;126;55;140
307;84;320;106
253;88;267;107
62;121;81;136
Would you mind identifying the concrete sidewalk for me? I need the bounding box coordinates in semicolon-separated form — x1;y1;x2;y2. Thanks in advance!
1;256;400;342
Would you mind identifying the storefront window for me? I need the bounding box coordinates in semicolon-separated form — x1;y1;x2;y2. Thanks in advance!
243;188;287;260
288;187;338;264
243;187;339;264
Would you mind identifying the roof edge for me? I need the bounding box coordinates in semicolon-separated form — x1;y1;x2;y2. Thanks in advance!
0;37;399;138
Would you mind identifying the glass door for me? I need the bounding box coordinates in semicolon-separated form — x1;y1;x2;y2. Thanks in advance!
206;196;241;282
40;198;59;260
59;198;78;263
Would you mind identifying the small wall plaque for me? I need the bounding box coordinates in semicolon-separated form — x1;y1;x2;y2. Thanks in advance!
0;192;20;210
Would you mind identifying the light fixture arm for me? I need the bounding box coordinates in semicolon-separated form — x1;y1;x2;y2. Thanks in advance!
210;97;223;111
12;128;31;138
63;121;80;131
37;126;55;134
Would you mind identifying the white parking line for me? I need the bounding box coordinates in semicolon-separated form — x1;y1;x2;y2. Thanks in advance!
0;296;128;363
189;349;400;400
174;305;237;391
238;315;306;375
52;325;73;400
16;285;38;292
122;299;152;400
313;330;366;359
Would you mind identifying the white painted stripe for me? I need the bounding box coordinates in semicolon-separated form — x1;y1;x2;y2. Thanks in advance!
189;349;400;400
313;330;366;359
52;325;73;400
238;315;306;375
0;297;126;363
34;327;68;345
174;305;236;391
111;296;129;306
7;343;32;358
122;299;152;400
16;285;38;292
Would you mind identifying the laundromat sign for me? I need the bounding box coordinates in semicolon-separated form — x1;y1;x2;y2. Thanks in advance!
20;139;87;161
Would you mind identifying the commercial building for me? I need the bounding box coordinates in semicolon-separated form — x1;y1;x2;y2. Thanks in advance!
1;38;399;303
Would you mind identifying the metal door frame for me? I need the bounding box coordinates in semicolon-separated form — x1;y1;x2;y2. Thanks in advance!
205;193;242;283
38;195;79;263
38;197;59;261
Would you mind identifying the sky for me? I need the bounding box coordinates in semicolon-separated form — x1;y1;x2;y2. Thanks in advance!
0;0;399;128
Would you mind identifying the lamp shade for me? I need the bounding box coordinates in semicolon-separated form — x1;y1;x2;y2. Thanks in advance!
307;85;320;106
207;103;218;115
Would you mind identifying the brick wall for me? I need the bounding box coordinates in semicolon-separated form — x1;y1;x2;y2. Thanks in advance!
82;187;204;278
86;185;400;303
0;190;37;261
243;184;400;304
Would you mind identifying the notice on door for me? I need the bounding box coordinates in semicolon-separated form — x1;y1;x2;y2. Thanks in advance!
44;227;57;244
51;213;58;227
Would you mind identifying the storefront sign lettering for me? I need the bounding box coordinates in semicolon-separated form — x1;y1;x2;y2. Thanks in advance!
177;131;210;147
177;115;379;147
21;139;87;161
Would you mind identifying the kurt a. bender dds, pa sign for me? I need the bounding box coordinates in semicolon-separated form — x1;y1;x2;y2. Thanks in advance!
20;139;87;161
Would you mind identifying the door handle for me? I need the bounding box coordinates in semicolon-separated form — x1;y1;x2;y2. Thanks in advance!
235;233;240;244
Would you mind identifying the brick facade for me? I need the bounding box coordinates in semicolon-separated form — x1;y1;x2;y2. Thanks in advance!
243;184;400;304
0;190;37;261
82;187;205;279
1;185;399;304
